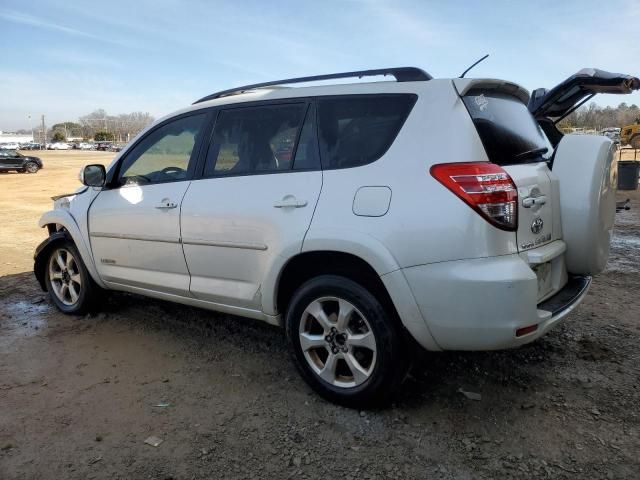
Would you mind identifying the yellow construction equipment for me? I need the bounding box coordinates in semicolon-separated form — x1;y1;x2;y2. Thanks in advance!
621;122;640;148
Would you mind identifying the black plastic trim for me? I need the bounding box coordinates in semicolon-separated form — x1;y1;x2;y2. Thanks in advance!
33;230;72;291
537;275;591;316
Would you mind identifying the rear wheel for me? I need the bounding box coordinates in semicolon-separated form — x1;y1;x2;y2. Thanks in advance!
286;275;407;408
45;241;100;314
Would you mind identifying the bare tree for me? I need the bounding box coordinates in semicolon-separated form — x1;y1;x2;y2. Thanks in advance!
78;109;154;141
560;102;640;130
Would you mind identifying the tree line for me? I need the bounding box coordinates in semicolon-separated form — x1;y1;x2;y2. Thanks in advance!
559;102;640;130
18;109;155;143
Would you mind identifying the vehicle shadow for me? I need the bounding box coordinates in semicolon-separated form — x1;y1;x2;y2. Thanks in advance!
397;341;559;409
1;270;568;412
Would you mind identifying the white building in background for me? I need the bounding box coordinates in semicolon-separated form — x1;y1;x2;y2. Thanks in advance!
0;132;34;144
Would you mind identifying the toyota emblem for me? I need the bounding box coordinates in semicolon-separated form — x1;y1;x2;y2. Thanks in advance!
531;218;544;234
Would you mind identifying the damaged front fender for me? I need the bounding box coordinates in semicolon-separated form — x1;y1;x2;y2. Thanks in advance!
36;209;106;289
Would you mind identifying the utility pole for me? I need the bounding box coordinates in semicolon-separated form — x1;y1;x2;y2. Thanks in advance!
41;115;46;150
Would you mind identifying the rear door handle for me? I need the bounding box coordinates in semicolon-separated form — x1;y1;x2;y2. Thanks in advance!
274;195;307;208
522;195;547;208
155;199;178;209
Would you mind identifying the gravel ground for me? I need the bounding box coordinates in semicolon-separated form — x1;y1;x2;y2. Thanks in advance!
1;153;639;479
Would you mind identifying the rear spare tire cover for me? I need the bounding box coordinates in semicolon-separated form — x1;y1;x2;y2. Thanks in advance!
552;135;616;275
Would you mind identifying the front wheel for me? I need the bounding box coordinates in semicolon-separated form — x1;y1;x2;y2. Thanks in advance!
631;135;640;149
45;241;100;314
285;275;407;408
24;161;39;173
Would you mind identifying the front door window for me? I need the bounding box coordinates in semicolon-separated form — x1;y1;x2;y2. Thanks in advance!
117;113;207;186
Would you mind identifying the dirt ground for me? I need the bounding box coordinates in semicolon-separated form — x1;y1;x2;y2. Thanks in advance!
1;150;639;479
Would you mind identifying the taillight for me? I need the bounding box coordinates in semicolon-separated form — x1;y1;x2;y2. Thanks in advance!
430;162;518;231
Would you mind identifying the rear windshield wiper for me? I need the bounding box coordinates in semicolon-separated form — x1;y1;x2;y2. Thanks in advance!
515;147;549;161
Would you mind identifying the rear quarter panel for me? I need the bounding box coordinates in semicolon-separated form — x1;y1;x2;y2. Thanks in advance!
304;80;518;271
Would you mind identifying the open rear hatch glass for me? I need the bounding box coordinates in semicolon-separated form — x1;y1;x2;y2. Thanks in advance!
528;68;640;120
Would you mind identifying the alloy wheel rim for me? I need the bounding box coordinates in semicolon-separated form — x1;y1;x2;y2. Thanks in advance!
48;248;82;306
299;296;377;388
27;163;38;173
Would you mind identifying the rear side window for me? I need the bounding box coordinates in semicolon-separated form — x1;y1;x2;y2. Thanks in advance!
463;90;553;166
317;95;416;169
204;103;306;177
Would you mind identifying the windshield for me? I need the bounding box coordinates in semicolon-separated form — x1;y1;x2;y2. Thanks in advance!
463;90;553;166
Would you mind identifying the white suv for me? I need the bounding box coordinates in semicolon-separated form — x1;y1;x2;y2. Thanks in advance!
34;67;639;407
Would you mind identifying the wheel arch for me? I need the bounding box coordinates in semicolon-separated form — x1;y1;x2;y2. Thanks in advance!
37;210;105;289
270;248;440;351
34;230;71;291
274;250;397;321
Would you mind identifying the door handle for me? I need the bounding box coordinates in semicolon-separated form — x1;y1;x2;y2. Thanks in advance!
522;195;547;208
155;200;178;209
274;196;307;208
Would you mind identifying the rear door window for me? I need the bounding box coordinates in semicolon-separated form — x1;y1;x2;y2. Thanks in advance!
204;103;307;177
317;94;416;169
292;104;321;170
463;90;553;166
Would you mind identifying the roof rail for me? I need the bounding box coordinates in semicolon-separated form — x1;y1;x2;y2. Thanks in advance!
193;67;432;104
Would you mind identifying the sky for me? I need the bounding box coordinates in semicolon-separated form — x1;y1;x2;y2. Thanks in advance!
1;0;639;131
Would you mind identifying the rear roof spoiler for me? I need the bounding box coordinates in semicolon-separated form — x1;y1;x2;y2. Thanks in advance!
452;78;530;104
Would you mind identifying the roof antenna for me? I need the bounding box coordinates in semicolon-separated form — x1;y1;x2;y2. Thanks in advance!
459;54;489;78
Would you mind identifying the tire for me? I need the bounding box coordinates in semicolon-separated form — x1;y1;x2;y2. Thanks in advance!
285;275;407;408
24;161;39;173
44;240;101;314
631;135;640;149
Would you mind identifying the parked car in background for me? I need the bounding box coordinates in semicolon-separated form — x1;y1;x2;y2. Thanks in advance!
49;142;71;150
34;67;639;407
19;142;43;150
95;141;113;151
602;128;621;144
78;142;94;150
0;149;43;173
109;143;124;152
1;142;20;150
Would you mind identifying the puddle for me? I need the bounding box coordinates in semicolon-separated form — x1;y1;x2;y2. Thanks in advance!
1;300;51;337
606;231;640;273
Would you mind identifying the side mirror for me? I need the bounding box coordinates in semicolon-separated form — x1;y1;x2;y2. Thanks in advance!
79;164;106;187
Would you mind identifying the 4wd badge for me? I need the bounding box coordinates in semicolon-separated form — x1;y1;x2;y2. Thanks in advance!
531;218;544;234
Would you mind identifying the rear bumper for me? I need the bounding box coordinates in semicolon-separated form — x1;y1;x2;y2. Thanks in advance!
400;253;590;350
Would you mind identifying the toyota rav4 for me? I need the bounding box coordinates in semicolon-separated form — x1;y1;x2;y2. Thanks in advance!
33;67;639;407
